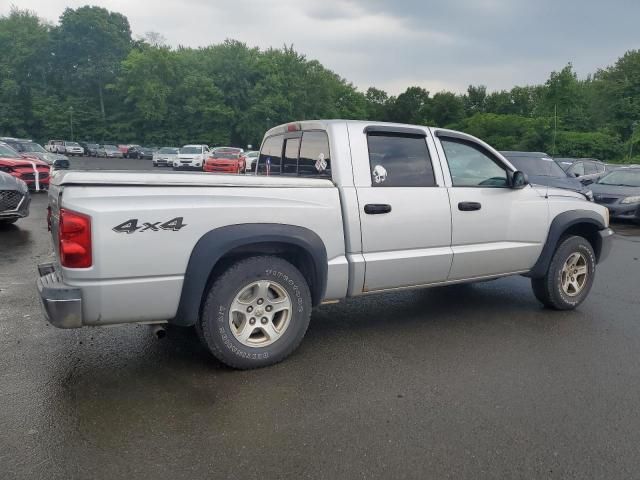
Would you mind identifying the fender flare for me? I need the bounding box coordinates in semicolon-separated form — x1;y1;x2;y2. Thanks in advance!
172;224;327;326
526;209;606;278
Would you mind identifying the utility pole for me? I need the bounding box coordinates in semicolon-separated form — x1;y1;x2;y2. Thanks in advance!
629;121;638;161
552;104;557;156
69;107;74;141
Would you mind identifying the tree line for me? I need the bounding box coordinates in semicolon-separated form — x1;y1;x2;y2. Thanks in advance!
1;5;640;161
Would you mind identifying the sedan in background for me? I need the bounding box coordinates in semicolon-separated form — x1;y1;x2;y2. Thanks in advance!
128;146;154;159
97;144;124;158
591;167;640;224
204;147;245;174
0;143;50;191
556;158;608;185
153;147;179;167
501;151;593;200
0;171;30;225
0;137;70;168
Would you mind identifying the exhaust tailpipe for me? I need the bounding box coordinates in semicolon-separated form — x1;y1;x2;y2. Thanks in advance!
150;324;167;339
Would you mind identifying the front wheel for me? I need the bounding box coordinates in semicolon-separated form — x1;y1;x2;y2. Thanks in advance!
531;235;596;310
198;256;312;369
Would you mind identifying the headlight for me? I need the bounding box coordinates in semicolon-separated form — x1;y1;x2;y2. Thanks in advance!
621;195;640;204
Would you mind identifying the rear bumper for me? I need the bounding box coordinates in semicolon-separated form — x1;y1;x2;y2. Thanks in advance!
36;262;83;328
598;228;614;263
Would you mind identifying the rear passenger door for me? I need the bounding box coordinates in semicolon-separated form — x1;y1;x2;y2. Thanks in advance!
349;125;453;292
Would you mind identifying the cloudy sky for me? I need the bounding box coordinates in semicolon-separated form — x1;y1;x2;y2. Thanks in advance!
7;0;640;94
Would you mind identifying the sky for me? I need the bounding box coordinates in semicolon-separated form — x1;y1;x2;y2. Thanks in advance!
5;0;640;95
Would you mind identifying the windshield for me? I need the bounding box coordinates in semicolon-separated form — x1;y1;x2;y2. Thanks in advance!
597;169;640;187
20;142;47;153
180;147;202;154
104;144;118;151
213;151;240;159
67;142;81;147
505;155;568;177
159;147;179;154
0;144;21;158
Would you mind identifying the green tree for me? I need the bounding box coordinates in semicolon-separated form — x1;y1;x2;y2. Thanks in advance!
428;91;465;127
52;6;133;129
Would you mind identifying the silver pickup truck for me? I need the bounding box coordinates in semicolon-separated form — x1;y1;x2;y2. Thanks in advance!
38;120;613;369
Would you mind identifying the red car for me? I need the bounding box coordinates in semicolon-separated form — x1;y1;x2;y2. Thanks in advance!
0;142;50;190
204;148;246;174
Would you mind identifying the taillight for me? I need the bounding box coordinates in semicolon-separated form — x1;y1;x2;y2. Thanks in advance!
59;209;92;268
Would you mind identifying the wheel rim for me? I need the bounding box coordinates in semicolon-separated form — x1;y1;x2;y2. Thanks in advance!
228;280;292;347
561;252;588;297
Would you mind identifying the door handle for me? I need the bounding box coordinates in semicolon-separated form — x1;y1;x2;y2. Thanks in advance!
458;201;482;211
364;204;392;215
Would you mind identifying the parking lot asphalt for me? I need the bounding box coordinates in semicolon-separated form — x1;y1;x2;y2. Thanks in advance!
1;157;640;479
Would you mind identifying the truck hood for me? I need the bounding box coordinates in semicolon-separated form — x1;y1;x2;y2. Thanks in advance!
527;174;584;192
531;184;589;201
51;170;334;188
0;157;49;168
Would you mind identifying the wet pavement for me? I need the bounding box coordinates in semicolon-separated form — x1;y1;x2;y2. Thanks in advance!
1;158;640;479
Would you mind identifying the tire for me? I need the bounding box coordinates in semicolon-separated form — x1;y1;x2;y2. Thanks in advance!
531;235;596;310
198;255;312;369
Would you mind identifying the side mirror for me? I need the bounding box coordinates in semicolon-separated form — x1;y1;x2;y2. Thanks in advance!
574;172;580;177
582;179;594;186
511;170;528;189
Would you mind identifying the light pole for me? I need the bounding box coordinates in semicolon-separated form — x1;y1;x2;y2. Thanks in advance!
69;107;74;141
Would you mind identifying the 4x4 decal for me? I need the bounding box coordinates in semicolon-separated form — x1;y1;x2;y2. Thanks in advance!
113;217;187;234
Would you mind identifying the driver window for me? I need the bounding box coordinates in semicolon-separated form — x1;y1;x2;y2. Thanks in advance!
441;139;508;187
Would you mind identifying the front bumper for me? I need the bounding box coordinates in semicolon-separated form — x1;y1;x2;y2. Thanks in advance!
598;228;615;263
0;190;30;219
36;262;83;328
606;203;640;221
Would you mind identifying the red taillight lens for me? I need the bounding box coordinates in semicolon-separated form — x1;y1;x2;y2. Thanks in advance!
59;209;92;268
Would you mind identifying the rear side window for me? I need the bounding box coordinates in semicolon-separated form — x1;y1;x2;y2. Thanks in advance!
257;135;283;175
366;133;436;187
584;162;598;175
257;131;332;178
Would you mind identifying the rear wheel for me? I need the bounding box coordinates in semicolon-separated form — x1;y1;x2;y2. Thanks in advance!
198;256;312;369
531;235;596;310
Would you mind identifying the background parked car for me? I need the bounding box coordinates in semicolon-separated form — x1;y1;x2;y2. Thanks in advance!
591;166;640;224
0;171;30;225
97;144;124;158
0;143;50;191
501;151;593;200
0;137;70;168
128;146;154;159
83;143;99;157
45;140;65;153
243;150;259;172
152;147;179;167
173;144;210;170
204;147;245;174
62;141;84;156
556;157;608;185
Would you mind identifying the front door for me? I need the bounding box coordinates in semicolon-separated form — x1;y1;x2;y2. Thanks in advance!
435;136;548;281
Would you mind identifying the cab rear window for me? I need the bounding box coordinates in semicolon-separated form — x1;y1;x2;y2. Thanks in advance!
257;131;331;179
